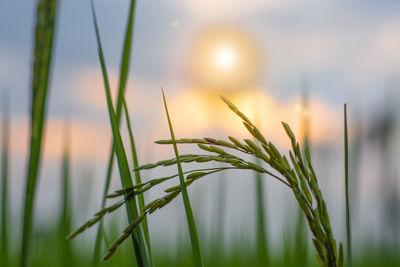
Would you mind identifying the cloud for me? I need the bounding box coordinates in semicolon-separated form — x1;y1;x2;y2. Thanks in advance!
0;45;30;94
329;18;400;93
57;63;342;148
69;67;119;110
166;88;342;147
369;19;400;74
179;0;339;20
10;116;110;162
180;0;282;19
68;66;163;117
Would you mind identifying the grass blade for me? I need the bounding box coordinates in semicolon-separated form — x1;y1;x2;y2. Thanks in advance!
59;120;72;267
252;102;269;265
1;93;10;267
93;147;114;264
122;99;152;258
255;156;269;266
293;77;309;266
210;170;226;265
344;104;352;267
92;0;145;264
161;88;203;267
21;1;59;266
90;2;147;266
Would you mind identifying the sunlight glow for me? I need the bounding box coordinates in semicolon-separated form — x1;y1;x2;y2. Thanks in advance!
169;89;342;146
213;45;237;70
190;26;262;91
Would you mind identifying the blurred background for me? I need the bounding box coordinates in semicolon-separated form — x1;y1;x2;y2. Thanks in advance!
1;0;400;266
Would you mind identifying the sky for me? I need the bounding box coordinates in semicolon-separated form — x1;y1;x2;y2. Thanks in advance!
2;0;399;155
1;0;400;246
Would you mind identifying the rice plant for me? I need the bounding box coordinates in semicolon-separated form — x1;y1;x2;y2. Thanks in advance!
21;0;59;266
91;0;153;265
68;95;344;267
5;1;400;266
68;2;149;266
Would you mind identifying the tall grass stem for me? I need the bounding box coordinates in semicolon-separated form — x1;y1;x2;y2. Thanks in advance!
21;1;59;266
255;157;268;265
344;104;352;267
90;1;148;265
123;98;152;260
92;0;147;264
294;76;310;265
60;120;72;267
253;96;269;265
1;93;10;267
161;89;203;267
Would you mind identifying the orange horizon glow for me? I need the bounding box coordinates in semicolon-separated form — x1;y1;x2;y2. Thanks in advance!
169;88;342;147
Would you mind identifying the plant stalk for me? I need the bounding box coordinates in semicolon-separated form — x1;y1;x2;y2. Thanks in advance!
344;104;352;267
162;89;203;267
21;1;59;266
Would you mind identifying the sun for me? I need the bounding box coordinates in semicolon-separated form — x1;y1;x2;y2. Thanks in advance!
190;26;262;92
213;45;237;70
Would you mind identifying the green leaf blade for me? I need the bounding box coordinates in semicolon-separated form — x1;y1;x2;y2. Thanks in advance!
162;89;203;267
344;104;352;267
90;1;148;266
21;1;59;266
1;93;10;267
